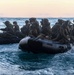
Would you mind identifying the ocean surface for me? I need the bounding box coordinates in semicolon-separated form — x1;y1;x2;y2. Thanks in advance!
0;17;74;75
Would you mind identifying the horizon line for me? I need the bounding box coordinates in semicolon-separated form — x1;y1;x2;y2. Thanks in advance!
0;16;74;19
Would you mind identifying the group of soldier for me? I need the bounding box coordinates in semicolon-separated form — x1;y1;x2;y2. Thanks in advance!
0;18;74;44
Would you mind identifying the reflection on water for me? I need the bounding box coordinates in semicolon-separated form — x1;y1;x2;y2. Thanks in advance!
18;52;55;70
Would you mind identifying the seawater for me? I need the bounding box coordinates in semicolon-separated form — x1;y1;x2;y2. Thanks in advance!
0;18;74;75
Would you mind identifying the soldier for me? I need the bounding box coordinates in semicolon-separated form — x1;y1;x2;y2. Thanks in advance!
29;21;40;37
41;18;52;39
1;21;14;34
13;21;20;32
0;21;14;38
21;20;30;36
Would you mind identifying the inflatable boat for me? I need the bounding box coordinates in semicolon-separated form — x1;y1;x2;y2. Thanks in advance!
0;37;22;44
19;36;71;54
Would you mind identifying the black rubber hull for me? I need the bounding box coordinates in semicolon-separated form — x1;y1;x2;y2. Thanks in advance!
19;38;71;54
0;37;22;44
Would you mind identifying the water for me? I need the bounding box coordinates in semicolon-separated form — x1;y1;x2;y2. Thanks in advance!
0;18;74;75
